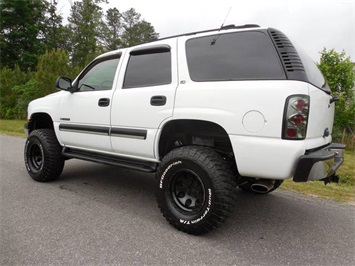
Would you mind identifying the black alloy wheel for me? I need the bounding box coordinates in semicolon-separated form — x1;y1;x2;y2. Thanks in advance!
170;169;205;214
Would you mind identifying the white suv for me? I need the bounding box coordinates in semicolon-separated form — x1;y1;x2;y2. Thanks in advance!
24;24;345;234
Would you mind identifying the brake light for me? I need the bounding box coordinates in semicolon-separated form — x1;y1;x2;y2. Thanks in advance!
283;95;309;140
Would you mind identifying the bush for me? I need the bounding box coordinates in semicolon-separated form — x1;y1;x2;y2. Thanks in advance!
318;49;355;148
12;79;42;119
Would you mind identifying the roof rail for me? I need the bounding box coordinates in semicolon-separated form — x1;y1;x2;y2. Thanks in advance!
145;24;260;44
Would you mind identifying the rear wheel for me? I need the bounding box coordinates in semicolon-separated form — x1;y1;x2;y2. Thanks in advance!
24;129;64;182
155;146;236;235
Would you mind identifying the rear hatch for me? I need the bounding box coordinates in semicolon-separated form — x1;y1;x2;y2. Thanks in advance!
306;85;334;149
268;28;335;149
295;44;335;149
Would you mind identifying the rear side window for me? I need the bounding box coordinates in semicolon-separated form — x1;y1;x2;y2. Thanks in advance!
294;43;327;91
123;47;171;88
186;31;286;81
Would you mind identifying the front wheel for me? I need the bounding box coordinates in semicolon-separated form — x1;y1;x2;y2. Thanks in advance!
24;129;64;182
155;146;236;235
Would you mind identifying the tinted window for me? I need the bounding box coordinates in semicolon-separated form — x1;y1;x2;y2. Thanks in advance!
186;31;285;81
78;58;119;91
294;43;327;91
123;49;171;88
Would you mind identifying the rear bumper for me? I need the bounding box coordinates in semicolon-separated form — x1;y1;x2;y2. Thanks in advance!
293;143;346;182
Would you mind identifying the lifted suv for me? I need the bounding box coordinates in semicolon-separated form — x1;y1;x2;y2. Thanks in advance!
24;24;345;234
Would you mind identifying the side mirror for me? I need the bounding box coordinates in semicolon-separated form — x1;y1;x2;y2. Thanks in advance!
55;77;75;93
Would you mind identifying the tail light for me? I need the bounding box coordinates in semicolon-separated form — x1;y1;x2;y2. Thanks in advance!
282;95;310;140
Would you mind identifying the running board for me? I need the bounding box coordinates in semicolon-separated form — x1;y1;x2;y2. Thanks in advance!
62;148;157;173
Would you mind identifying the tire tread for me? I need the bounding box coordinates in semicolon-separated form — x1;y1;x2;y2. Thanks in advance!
25;129;64;182
155;146;237;235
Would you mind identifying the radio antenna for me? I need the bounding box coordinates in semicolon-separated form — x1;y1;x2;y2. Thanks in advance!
221;7;232;28
211;7;232;45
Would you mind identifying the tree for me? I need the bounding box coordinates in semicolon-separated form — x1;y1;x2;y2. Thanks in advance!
101;7;123;50
35;49;77;96
42;0;67;51
101;7;159;50
318;49;355;141
0;66;30;118
0;0;48;70
67;0;108;67
121;8;159;47
12;79;42;119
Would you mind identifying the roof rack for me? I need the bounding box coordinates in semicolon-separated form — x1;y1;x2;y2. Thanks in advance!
150;24;260;43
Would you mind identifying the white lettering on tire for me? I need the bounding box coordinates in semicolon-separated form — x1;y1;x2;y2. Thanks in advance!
24;140;30;171
159;160;182;189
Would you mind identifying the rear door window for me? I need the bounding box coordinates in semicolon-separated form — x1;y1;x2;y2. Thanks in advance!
123;46;171;88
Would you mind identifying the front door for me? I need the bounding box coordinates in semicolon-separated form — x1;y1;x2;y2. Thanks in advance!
57;55;120;152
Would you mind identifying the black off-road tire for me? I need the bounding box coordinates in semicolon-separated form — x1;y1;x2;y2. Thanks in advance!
238;180;283;194
155;146;237;235
24;129;64;182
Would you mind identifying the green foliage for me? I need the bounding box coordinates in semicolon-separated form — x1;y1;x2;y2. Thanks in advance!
0;0;159;119
0;0;48;70
0;66;30;119
35;49;76;95
121;8;159;47
102;7;123;50
42;0;67;51
318;49;355;145
12;79;42;119
0;50;79;119
67;0;106;67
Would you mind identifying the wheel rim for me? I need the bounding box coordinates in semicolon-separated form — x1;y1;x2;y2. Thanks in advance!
170;169;205;213
29;143;43;171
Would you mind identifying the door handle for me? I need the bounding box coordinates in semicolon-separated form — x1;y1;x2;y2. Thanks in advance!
98;98;110;107
150;96;166;106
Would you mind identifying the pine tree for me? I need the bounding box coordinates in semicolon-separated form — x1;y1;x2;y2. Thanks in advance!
0;0;48;70
67;0;107;67
121;8;159;47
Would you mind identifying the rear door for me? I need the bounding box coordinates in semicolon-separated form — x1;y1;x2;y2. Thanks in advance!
110;39;178;160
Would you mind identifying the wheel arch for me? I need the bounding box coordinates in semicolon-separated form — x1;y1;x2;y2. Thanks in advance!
28;113;54;134
157;119;233;160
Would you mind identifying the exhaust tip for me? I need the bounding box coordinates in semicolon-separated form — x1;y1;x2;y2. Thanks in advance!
251;179;275;194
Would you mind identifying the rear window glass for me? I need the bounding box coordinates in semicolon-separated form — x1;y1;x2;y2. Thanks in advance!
123;49;171;88
186;31;286;81
294;43;327;90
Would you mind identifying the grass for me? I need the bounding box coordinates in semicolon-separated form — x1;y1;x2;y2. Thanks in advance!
1;119;354;203
0;119;26;137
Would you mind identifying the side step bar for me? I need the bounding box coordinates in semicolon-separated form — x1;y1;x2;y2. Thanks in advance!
62;148;157;173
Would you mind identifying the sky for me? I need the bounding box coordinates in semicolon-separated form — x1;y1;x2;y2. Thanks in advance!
58;0;355;62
